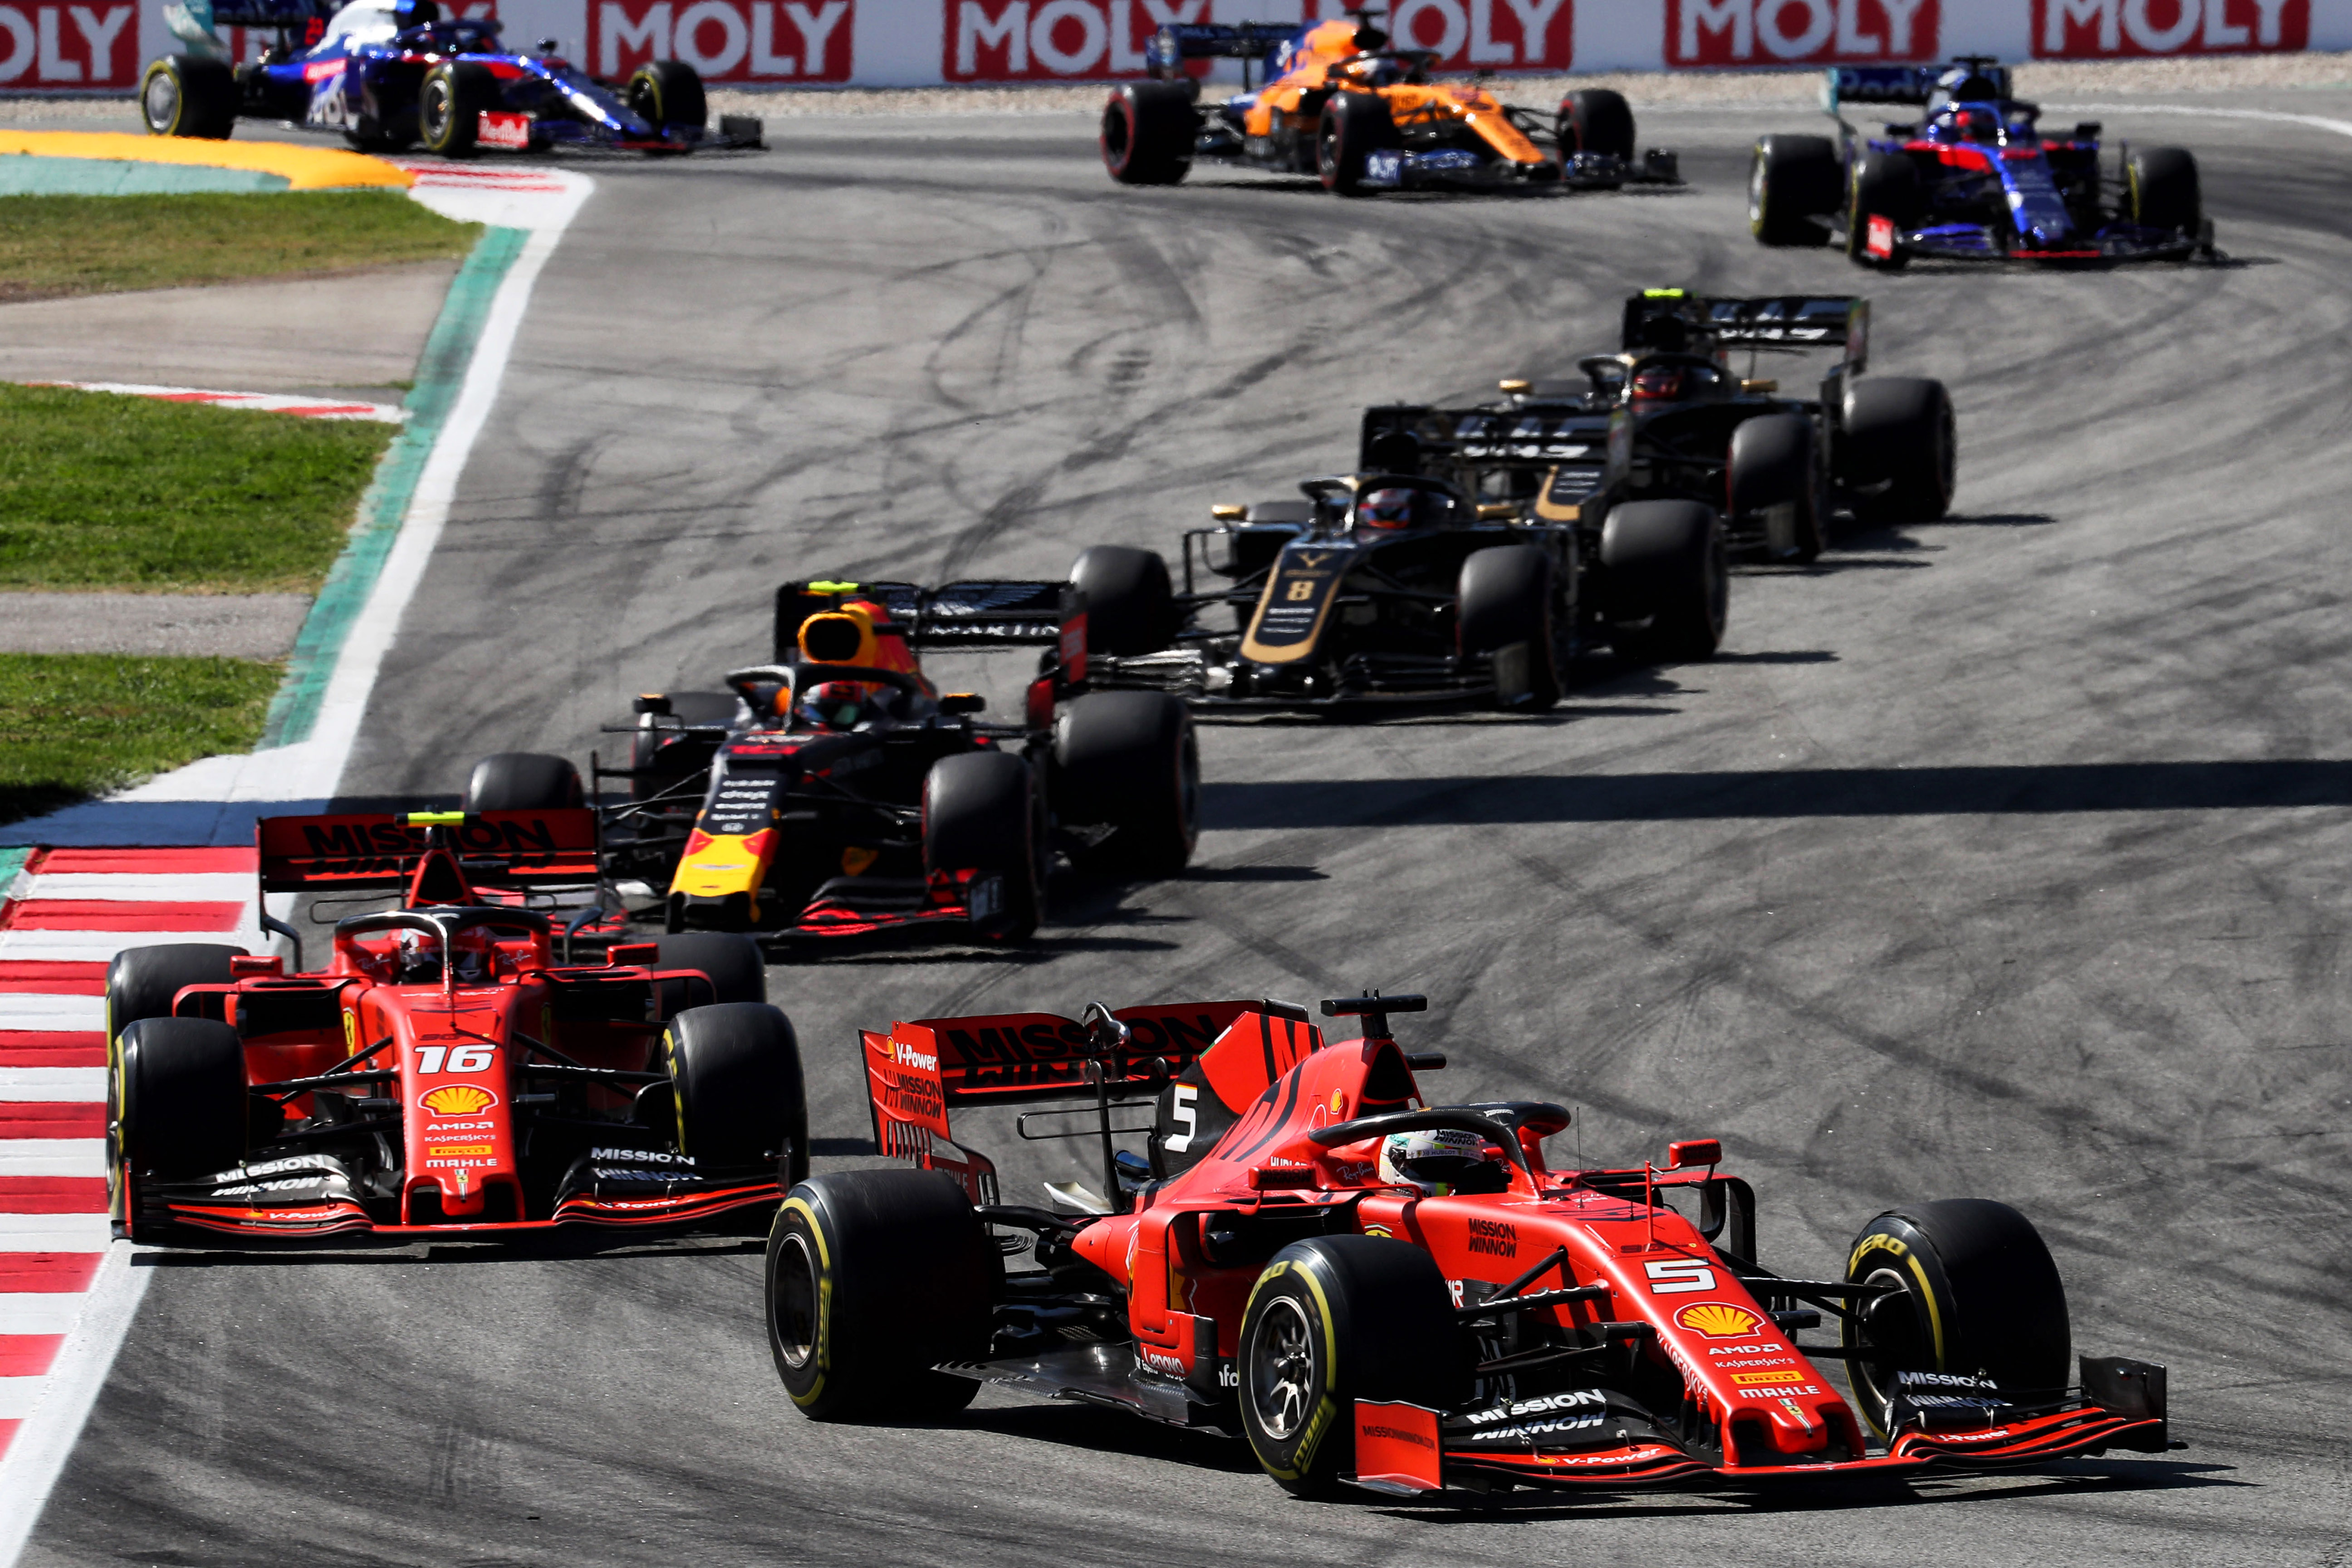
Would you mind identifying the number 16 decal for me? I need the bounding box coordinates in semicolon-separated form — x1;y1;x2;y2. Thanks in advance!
416;1044;494;1073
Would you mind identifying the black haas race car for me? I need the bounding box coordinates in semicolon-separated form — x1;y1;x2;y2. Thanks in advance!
108;807;803;1241
766;991;2171;1499
1071;468;1724;716
1750;58;2212;267
1366;289;1955;567
466;580;1196;945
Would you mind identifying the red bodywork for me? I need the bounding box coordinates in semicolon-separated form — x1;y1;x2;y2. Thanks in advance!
865;1000;2167;1493
118;809;778;1240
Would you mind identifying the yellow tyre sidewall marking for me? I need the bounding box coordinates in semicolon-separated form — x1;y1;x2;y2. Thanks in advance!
778;1195;832;1408
1242;1258;1341;1482
1848;1230;1948;1438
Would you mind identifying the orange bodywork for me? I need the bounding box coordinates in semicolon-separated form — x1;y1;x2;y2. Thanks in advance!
1239;20;1546;167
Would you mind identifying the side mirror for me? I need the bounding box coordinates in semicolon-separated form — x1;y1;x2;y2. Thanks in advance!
1740;378;1779;394
1209;502;1247;522
1497;377;1530;395
939;692;985;715
2074;121;2102;141
1666;1137;1721;1170
1475;501;1518;521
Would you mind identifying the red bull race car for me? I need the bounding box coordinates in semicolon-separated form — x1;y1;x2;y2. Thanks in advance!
106;808;804;1242
765;992;2172;1497
141;0;760;155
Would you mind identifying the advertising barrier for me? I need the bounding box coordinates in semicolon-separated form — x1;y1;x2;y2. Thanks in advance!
8;0;2350;92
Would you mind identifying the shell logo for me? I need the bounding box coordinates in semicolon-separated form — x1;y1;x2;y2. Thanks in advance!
1676;1303;1764;1338
419;1084;498;1117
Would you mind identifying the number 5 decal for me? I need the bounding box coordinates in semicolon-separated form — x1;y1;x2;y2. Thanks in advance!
1645;1258;1718;1294
1164;1083;1198;1152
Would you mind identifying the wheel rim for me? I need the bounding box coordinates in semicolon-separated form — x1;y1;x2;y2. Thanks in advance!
143;71;179;133
772;1230;819;1369
421;77;452;142
1847;1261;1928;1418
1318;117;1340;184
1249;1296;1317;1441
1747;156;1766;230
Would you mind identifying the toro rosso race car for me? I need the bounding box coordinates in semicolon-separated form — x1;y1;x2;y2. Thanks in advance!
141;0;760;156
506;578;1196;943
106;808;805;1242
1367;289;1956;566
1750;58;2211;266
1102;15;1676;194
1068;467;1724;715
766;992;2172;1496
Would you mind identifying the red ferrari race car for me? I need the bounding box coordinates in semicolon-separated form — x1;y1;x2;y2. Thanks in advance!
764;994;2170;1497
106;808;805;1242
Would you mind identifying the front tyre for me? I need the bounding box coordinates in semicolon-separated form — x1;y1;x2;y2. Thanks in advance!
1600;500;1727;664
1318;91;1394;196
1727;412;1829;562
140;54;236;139
1847;149;1921;269
2126;145;2200;238
628;59;707;132
1842;377;1955;524
1101;81;1196;185
110;1017;247;1241
923;750;1044;941
418;61;499;157
1557;88;1634;161
1750;134;1839;246
1238;1236;1466;1496
666;1001;808;1183
1457;544;1563;712
1068;544;1178;657
1052;691;1198;877
1843;1199;2072;1441
767;1170;997;1421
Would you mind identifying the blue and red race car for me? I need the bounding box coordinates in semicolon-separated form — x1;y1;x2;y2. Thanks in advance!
141;0;760;156
1749;57;2214;267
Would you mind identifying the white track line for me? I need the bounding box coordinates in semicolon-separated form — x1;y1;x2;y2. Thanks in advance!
0;1246;152;1560
18;874;256;902
2047;102;2352;141
0;1073;105;1102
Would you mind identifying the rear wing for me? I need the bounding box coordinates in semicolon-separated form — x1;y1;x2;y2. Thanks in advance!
206;0;333;26
256;809;599;894
1823;59;2009;112
1145;20;1302;64
773;579;1084;663
1622;290;1870;370
1361;403;1609;476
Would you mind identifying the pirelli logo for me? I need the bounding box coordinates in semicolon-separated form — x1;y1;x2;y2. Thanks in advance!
1732;1369;1808;1386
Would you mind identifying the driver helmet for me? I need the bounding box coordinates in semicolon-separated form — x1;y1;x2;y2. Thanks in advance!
1356;487;1422;531
1951;105;1999;142
795;679;868;732
1378;1126;1499;1195
1364;58;1408;86
1631;363;1688;403
393;928;442;983
447;925;496;984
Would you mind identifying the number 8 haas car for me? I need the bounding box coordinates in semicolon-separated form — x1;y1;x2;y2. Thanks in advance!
107;808;806;1241
766;994;2170;1496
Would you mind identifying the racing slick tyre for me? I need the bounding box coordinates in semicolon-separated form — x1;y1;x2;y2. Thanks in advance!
140;54;237;140
1239;1235;1468;1497
1727;412;1830;563
1846;148;1922;269
110;1017;247;1244
463;752;584;812
1053;691;1198;877
1068;544;1178;657
655;933;768;1007
1749;134;1839;246
419;61;499;157
106;942;243;1036
767;1168;997;1421
1600;500;1727;664
1842;377;1955;524
627;59;707;132
1457;544;1563;712
1318;90;1396;196
1557;88;1633;160
923;750;1044;941
1102;81;1196;185
1842;1199;2071;1441
2127;145;2201;239
665;1002;808;1184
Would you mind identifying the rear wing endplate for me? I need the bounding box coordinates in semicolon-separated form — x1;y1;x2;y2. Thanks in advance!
256;809;599;894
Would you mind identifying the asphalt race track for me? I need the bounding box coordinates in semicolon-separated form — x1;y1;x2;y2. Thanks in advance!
29;96;2352;1566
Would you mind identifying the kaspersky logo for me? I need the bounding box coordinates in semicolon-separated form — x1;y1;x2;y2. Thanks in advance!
419;1084;498;1117
1676;1303;1764;1338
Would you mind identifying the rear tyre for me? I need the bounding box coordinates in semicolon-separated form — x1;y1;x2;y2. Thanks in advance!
654;932;768;1006
1238;1236;1468;1497
767;1169;997;1421
1842;377;1955;524
1318;91;1395;196
1101;81;1197;185
1847;149;1921;269
1457;544;1562;712
665;1002;807;1183
2126;145;2200;237
627;59;707;131
418;61;499;156
1053;691;1198;876
1749;134;1839;246
1068;544;1178;657
1727;413;1829;563
463;752;583;812
110;1017;247;1240
1557;88;1633;161
923;750;1044;941
140;54;237;139
1601;500;1726;664
1842;1199;2071;1440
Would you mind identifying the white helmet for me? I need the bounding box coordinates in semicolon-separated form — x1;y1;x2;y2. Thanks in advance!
1377;1127;1496;1195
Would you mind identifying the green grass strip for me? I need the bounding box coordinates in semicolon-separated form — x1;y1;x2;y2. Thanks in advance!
0;384;395;593
0;653;282;828
262;225;530;748
0;191;478;304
